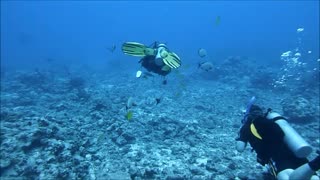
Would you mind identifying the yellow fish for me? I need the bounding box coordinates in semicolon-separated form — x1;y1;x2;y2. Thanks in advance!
125;111;133;120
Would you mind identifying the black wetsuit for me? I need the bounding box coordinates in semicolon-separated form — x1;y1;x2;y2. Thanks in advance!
237;112;308;173
139;55;171;76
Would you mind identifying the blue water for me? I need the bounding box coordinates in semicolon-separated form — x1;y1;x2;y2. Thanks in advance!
1;1;319;71
1;2;320;179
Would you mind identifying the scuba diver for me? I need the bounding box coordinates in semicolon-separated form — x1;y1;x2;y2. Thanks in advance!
236;97;320;180
121;41;181;84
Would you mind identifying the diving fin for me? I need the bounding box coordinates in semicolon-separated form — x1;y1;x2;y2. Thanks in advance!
161;65;171;71
122;42;155;57
163;52;181;68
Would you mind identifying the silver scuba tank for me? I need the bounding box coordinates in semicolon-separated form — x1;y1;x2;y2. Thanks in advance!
155;44;167;66
267;112;312;158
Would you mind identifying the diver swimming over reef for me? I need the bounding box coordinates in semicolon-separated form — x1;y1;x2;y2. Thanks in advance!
236;97;320;180
121;41;181;84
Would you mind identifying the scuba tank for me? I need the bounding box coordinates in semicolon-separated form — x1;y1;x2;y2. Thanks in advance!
266;112;312;158
242;97;312;158
155;43;168;66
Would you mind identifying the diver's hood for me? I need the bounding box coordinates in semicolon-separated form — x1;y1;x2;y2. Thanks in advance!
157;43;167;48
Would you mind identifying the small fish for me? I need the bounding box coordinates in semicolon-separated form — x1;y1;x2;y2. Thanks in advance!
198;48;207;58
107;44;116;53
46;58;55;62
155;98;161;105
198;61;214;72
162;79;167;85
215;16;221;26
125;111;133;120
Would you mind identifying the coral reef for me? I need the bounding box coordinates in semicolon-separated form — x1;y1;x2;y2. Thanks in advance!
0;69;319;179
281;96;319;123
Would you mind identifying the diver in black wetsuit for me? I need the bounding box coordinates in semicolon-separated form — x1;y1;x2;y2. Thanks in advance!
122;41;181;84
139;42;172;77
236;103;320;180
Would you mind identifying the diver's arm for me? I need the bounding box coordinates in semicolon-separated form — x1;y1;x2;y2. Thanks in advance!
288;163;319;180
236;124;249;152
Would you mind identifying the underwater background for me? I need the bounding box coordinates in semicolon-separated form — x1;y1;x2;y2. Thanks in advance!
1;1;319;179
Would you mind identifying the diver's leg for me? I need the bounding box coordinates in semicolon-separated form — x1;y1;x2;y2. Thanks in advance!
309;155;320;180
288;163;319;180
308;155;320;180
279;154;320;179
277;169;293;180
309;155;320;172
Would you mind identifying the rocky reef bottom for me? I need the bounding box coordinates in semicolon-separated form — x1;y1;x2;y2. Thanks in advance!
1;71;319;180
